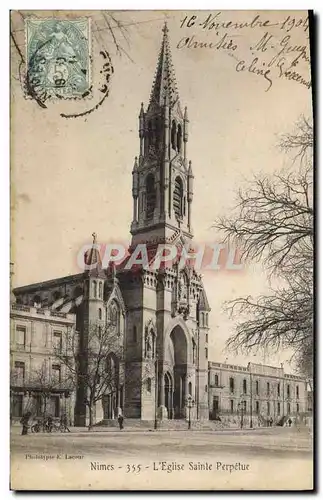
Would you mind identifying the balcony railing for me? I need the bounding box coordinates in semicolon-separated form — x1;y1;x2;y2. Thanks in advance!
11;304;72;320
11;304;30;312
11;380;75;392
51;311;68;318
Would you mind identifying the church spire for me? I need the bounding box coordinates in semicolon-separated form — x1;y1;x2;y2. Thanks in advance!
130;23;193;246
149;22;180;108
84;232;105;278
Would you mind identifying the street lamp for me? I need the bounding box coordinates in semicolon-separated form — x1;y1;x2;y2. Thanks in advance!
187;395;194;430
238;399;245;429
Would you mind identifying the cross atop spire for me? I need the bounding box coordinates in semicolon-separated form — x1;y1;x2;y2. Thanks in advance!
149;23;179;108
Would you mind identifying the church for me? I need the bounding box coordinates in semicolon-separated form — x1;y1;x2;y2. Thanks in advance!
13;24;211;426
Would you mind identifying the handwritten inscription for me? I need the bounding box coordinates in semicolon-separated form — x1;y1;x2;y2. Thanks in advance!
177;12;311;92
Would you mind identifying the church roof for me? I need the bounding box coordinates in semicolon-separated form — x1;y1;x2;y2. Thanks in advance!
198;287;211;312
149;23;180;108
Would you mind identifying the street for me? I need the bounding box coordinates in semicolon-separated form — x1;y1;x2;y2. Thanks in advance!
10;427;313;490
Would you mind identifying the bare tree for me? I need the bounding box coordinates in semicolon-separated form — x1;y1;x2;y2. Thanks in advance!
214;116;313;376
55;322;124;429
28;362;57;418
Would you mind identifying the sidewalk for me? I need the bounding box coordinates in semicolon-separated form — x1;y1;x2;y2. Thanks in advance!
10;423;311;435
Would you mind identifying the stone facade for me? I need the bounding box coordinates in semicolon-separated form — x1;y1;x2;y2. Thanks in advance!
13;25;211;425
10;303;75;423
208;361;308;426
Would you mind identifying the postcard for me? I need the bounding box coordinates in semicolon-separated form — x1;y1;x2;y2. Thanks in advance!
10;9;313;491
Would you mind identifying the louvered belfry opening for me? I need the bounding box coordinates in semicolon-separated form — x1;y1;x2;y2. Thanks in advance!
173;176;183;219
146;173;156;219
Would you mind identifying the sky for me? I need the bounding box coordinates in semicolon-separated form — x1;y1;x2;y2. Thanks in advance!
10;10;312;370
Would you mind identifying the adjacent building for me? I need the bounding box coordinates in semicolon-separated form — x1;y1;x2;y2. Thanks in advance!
10;302;75;423
208;361;308;425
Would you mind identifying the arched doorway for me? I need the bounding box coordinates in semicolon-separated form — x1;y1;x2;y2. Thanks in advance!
169;325;188;419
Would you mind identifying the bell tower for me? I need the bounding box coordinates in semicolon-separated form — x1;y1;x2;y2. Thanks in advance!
122;23;210;422
131;23;194;247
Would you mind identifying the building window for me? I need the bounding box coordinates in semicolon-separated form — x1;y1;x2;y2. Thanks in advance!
50;395;60;418
192;339;196;364
277;402;281;415
173;176;184;219
133;325;137;343
267;402;270;416
147;378;152;393
230;399;234;413
287;384;290;398
243;401;247;412
98;308;102;320
277;383;280;397
109;301;120;333
171;120;177;150
213;396;219;414
296;403;299;413
267;382;270;396
206;333;208;343
205;384;208;393
14;361;25;385
99;282;103;298
52;365;61;385
53;331;62;352
147;120;153;146
154;117;160;145
12;394;23;417
34;394;42;416
256;401;260;414
255;380;259;395
296;385;299;399
214;374;219;387
177;124;182;153
16;326;26;347
229;377;234;393
146;173;156;219
205;347;208;359
243;379;247;394
206;314;209;327
287;402;291;414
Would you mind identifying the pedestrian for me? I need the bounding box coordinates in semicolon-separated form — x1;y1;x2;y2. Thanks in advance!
47;414;53;433
20;411;32;436
288;418;292;427
117;414;124;430
61;413;70;433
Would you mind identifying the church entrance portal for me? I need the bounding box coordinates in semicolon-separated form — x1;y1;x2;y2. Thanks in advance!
165;325;188;419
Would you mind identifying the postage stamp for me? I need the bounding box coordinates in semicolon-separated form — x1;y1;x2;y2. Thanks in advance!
25;18;91;101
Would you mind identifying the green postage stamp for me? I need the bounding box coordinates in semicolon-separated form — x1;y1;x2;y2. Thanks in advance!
25;18;91;100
